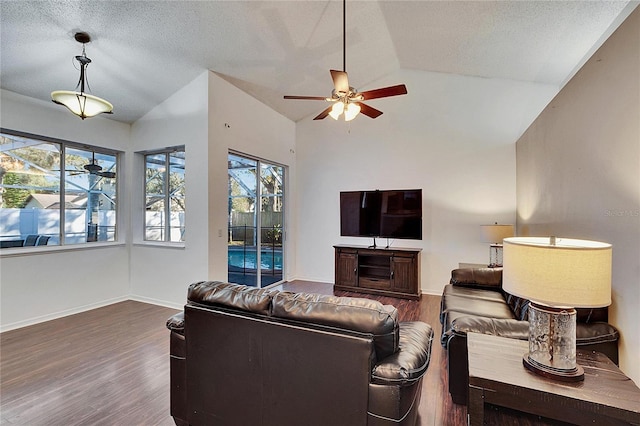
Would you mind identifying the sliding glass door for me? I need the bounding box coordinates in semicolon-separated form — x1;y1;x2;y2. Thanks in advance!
228;153;284;287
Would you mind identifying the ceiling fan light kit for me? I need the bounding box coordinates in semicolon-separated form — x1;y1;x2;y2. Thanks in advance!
51;32;113;120
283;0;407;121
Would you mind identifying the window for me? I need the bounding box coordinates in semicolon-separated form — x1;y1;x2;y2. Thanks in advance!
0;129;119;248
144;148;185;242
228;152;285;287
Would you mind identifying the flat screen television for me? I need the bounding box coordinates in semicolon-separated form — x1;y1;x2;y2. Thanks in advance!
340;189;422;241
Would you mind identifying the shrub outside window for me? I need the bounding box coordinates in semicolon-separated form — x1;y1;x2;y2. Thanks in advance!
0;130;119;248
144;148;185;242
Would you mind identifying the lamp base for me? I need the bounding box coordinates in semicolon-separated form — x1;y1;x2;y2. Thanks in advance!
524;302;585;382
522;355;584;382
488;244;503;268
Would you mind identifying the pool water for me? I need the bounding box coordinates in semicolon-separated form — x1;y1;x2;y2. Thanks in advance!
228;249;283;271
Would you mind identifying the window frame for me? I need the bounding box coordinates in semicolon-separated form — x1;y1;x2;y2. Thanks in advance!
142;146;185;244
0;128;122;251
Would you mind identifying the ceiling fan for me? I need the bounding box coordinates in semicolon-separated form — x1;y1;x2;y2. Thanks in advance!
283;0;407;121
65;152;116;179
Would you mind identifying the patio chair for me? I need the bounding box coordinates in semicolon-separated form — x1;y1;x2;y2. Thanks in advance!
24;235;39;246
36;236;50;246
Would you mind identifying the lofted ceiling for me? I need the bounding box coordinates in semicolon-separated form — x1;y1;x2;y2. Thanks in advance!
1;1;636;124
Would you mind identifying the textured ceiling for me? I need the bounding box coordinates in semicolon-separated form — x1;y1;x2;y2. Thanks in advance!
1;1;636;123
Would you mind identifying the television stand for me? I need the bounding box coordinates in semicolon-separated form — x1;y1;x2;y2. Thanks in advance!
334;245;421;300
368;237;378;249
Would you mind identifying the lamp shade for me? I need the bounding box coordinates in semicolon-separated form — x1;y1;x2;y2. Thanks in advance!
51;91;113;119
502;237;612;308
480;224;514;244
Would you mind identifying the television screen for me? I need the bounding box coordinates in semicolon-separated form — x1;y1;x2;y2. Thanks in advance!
340;189;422;240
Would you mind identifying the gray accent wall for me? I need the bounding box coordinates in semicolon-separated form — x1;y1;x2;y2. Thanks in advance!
516;7;640;385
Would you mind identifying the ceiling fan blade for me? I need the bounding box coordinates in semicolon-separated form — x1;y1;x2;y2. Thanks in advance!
358;102;384;119
313;106;333;120
284;95;327;100
98;171;116;179
330;69;349;94
359;84;408;101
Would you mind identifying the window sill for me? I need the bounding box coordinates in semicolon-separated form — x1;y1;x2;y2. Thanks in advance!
0;241;126;258
132;241;186;249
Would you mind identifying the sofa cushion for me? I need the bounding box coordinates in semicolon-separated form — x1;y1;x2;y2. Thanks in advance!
440;284;506;324
272;291;399;360
442;284;506;302
576;307;609;323
372;322;433;385
187;281;275;315
440;295;515;329
450;268;503;289
504;293;531;321
449;316;529;341
441;310;521;346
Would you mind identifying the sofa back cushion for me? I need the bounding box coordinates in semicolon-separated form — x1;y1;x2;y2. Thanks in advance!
187;281;275;315
576;307;609;323
450;268;503;290
272;292;399;360
504;293;531;321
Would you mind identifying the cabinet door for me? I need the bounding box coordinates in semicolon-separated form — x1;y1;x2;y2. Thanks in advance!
391;255;416;294
335;250;358;287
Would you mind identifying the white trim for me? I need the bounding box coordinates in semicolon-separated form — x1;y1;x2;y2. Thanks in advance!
0;241;126;258
129;294;183;311
0;296;128;333
131;241;186;249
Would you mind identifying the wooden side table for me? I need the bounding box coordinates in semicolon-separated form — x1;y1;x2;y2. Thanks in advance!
467;332;640;425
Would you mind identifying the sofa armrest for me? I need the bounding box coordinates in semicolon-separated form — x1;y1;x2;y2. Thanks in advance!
372;321;433;386
167;311;185;335
450;268;503;290
576;322;619;344
449;316;529;341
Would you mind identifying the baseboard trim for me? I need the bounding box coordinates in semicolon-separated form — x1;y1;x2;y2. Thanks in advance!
129;294;183;311
0;296;128;333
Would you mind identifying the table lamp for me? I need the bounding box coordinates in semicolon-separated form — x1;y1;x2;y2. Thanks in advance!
502;236;612;381
480;223;514;267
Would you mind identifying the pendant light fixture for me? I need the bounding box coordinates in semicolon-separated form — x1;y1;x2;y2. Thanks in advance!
51;32;113;120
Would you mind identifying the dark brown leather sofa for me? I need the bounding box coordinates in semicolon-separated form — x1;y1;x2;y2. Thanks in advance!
166;281;434;426
440;268;620;405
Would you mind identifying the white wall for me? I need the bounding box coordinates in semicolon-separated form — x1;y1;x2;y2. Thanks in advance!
128;71;295;308
129;72;211;308
516;8;640;385
0;90;131;331
207;72;296;283
0;71;295;329
294;69;557;294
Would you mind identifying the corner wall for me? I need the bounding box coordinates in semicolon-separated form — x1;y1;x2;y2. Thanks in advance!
129;72;210;308
516;8;640;384
129;71;296;308
206;73;296;284
0;90;131;331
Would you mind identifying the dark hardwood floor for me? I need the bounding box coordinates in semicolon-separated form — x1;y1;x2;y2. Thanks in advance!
1;281;563;425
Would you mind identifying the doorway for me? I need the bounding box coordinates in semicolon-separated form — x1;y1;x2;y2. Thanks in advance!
227;152;285;287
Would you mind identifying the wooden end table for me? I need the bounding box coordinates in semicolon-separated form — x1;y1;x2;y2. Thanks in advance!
467;332;640;425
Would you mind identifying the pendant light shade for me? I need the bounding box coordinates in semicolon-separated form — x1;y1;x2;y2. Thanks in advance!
51;91;113;119
51;32;113;120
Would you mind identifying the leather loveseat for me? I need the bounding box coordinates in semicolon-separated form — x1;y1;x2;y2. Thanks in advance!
166;281;434;426
439;268;620;405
